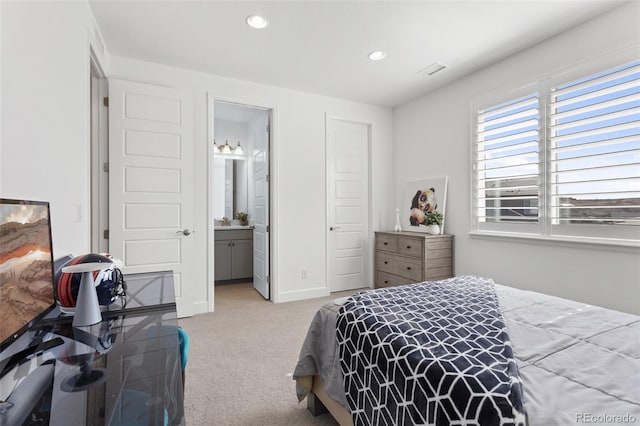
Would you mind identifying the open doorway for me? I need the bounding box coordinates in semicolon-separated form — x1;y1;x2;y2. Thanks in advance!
210;100;271;300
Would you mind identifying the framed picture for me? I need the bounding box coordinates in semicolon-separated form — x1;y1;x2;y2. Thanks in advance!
402;176;448;234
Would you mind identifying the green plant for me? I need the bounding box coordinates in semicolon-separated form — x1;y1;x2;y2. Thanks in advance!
424;211;443;226
235;211;248;221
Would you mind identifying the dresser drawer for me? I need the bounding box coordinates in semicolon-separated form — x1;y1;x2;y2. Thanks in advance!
426;248;451;260
376;251;394;272
426;239;452;251
396;237;423;258
426;266;453;279
377;252;422;282
376;234;398;252
425;250;452;278
376;271;416;288
426;257;452;269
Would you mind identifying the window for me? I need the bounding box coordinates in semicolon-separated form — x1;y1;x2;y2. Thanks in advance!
472;59;640;245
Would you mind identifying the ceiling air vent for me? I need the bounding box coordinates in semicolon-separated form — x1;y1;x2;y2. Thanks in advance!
418;62;447;76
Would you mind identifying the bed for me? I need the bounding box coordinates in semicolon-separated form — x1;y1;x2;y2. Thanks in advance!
293;275;640;426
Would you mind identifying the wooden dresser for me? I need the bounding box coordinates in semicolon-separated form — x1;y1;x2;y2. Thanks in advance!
374;231;454;288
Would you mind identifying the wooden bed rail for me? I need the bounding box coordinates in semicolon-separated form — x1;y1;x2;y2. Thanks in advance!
308;375;353;426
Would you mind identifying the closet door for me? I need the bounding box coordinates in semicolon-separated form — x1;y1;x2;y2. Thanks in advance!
326;117;370;292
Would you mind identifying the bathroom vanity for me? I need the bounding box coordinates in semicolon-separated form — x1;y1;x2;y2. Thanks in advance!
214;226;253;282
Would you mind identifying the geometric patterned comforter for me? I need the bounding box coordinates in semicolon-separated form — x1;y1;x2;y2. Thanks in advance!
336;276;527;426
293;276;640;425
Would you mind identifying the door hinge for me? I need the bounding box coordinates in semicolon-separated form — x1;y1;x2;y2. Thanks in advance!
266;174;270;183
103;229;109;239
266;225;270;233
266;124;270;133
267;275;270;284
103;97;109;107
103;162;109;172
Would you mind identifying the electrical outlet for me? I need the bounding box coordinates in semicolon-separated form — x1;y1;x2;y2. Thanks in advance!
301;268;308;279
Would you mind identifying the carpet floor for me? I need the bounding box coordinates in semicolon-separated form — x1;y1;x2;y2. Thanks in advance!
178;282;358;425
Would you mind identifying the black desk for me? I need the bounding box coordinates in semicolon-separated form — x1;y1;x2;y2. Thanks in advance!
0;271;184;426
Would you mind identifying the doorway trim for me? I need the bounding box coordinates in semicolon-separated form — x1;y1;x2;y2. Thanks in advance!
206;94;278;311
89;46;109;253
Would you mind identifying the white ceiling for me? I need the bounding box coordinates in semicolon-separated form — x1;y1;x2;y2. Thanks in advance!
89;0;626;108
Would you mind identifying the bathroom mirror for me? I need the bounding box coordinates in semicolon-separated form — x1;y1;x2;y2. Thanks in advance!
213;158;247;221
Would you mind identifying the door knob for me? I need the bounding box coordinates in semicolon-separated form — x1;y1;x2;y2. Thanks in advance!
177;229;193;236
330;226;341;231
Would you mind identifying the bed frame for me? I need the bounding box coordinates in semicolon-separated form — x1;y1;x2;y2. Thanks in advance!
307;375;353;426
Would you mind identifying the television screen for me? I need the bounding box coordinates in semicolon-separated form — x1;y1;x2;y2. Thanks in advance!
0;199;55;348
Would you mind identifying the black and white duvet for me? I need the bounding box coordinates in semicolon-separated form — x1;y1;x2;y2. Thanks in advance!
293;275;640;426
336;276;526;426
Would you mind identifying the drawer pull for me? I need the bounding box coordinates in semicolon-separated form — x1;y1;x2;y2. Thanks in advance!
384;261;388;264
383;242;388;245
406;245;411;249
384;280;389;284
407;267;411;270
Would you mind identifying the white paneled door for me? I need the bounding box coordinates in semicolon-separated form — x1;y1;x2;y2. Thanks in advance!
253;113;270;299
109;79;195;317
327;118;370;292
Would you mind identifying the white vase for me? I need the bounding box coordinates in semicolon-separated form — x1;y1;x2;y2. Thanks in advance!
394;208;402;232
425;224;440;235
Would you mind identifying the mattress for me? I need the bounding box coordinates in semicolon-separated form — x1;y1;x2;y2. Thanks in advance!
293;277;640;425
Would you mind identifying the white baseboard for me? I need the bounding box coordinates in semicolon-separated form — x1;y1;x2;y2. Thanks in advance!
274;286;330;303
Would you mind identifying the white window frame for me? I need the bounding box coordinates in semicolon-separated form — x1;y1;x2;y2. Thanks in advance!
471;50;640;247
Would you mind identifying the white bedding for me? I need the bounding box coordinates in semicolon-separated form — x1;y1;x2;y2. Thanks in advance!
293;281;640;425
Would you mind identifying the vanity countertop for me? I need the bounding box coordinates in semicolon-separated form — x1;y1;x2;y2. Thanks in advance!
214;225;254;230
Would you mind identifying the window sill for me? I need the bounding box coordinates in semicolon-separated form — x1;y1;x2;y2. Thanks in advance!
468;231;640;250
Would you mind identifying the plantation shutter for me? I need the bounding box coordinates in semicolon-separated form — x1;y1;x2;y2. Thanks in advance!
474;93;541;232
548;61;640;229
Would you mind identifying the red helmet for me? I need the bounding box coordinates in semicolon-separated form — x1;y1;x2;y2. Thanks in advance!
54;253;126;313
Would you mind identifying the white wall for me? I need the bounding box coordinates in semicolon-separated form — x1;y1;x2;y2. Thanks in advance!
393;2;640;314
107;56;394;308
1;1;108;259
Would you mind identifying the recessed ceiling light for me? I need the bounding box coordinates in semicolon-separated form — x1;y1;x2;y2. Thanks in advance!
246;15;268;29
368;51;387;61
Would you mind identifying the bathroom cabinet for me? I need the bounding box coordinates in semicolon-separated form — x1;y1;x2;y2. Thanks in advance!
214;228;253;281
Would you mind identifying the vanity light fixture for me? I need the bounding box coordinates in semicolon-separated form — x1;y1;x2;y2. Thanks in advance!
220;140;233;154
246;15;268;29
234;142;244;155
215;140;245;156
368;51;387;61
